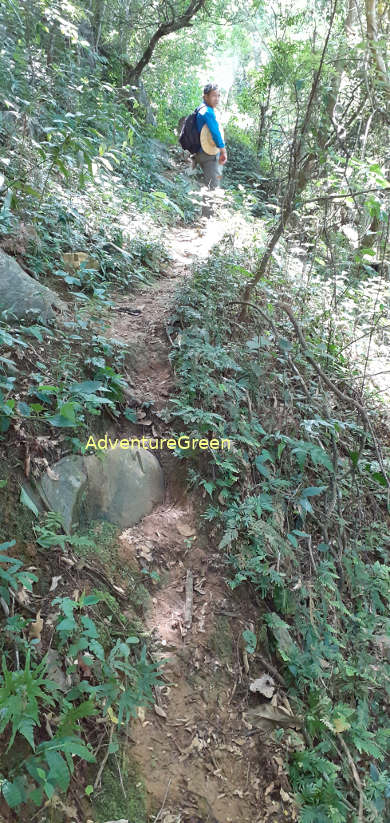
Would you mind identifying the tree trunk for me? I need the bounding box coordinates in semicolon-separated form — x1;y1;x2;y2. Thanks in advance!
365;0;390;100
238;0;338;321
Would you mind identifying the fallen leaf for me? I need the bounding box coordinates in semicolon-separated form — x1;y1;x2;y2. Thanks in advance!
245;703;302;733
49;575;62;592
280;788;292;803
333;717;350;733
154;704;167;719
46;649;68;692
15;585;31;606
177;523;196;537
112;584;125;595
138;545;153;562
180;735;206;758
45;714;54;739
29;610;43;641
46;466;59;481
249;674;275;699
78;652;92;678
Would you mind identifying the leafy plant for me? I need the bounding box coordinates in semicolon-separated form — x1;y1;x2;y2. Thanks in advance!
0;541;38;606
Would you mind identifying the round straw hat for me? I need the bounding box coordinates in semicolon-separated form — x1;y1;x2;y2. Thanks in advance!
200;123;225;155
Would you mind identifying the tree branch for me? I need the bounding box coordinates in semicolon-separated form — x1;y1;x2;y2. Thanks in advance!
126;0;206;84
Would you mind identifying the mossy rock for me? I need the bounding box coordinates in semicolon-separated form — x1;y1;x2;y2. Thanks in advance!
92;752;147;823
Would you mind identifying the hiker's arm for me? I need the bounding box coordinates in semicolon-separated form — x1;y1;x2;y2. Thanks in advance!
204;108;225;148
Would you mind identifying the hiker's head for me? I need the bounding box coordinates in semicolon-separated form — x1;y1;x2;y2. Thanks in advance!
203;83;220;108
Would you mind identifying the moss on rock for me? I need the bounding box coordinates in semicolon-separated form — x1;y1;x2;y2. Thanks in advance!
92;752;147;823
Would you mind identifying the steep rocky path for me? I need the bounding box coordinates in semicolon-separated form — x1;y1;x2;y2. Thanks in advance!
106;219;296;823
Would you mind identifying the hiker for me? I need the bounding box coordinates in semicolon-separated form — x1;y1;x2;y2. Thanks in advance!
193;83;227;191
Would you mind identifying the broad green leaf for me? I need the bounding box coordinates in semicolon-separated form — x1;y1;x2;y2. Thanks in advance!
300;486;327;498
2;779;24;808
20;486;39;517
242;629;257;654
46;751;70;792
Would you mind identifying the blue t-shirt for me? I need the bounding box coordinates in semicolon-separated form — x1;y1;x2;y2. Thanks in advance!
196;103;225;149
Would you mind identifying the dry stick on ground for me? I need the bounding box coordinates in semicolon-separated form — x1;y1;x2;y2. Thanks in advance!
338;735;365;821
184;569;193;629
94;724;114;790
153;777;172;823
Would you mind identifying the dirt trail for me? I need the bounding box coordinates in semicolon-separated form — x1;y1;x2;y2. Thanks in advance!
108;221;290;823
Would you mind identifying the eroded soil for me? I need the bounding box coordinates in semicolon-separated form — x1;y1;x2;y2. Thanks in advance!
108;222;298;823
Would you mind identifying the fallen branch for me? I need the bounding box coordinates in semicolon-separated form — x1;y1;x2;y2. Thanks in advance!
338;735;365;822
153;777;172;823
184;569;193;629
255;652;286;686
94;724;114;790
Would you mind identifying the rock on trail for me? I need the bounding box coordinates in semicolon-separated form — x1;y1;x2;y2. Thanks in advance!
0;248;67;321
36;448;164;533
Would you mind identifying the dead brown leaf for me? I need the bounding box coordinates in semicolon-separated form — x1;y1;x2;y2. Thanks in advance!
29;610;43;641
245;703;302;733
176;523;196;537
46;466;60;481
249;674;275;699
154;704;167;719
15;586;31;607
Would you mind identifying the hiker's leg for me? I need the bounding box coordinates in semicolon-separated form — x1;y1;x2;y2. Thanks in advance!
202;155;220;189
193;152;222;217
194;152;219;187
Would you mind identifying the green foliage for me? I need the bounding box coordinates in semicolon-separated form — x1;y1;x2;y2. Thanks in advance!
0;650;57;750
0;542;37;606
169;245;390;822
0;547;162;811
224;124;264;190
0;524;161;809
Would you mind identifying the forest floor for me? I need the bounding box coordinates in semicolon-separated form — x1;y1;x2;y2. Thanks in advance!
102;218;297;823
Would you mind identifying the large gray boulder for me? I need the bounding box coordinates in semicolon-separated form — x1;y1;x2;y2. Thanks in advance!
0;249;66;321
37;455;87;534
36;448;164;532
83;448;164;528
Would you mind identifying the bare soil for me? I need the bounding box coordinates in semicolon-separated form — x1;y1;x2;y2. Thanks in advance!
108;222;298;823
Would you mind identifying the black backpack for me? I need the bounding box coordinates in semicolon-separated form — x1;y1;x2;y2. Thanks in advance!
179;105;202;154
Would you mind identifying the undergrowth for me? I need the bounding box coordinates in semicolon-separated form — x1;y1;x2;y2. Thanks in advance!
0;523;161;817
169;244;390;822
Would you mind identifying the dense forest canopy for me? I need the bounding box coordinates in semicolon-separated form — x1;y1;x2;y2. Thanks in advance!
0;0;389;821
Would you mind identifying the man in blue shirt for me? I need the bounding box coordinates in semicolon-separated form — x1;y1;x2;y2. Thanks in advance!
194;83;227;194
